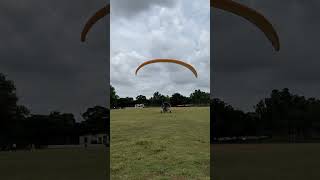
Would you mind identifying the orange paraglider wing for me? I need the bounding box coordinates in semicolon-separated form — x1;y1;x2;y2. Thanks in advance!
211;0;280;51
81;5;110;42
135;59;198;78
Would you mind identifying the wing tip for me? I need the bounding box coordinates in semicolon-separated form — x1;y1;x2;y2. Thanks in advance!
80;5;109;42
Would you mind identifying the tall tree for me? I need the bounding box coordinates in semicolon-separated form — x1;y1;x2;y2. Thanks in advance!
82;106;109;134
136;95;147;104
254;88;316;140
170;93;187;106
151;91;164;106
110;85;119;108
0;73;26;145
190;89;210;105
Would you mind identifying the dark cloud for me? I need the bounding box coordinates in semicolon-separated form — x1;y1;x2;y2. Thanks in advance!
212;0;320;111
0;0;110;120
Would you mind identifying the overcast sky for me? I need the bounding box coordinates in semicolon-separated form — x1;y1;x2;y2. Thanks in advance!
111;0;210;98
0;0;110;120
1;0;320;120
213;0;320;111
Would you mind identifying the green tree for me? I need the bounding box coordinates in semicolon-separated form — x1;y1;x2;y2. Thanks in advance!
254;88;316;140
26;111;78;146
117;97;134;108
110;85;119;108
136;95;147;104
150;92;165;106
170;93;187;106
190;89;210;105
0;73;29;145
82;106;109;134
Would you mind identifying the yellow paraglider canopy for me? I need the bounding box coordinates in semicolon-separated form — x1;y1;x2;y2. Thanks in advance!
135;59;198;78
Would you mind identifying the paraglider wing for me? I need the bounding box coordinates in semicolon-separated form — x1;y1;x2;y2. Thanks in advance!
135;59;198;78
211;0;280;51
81;5;110;42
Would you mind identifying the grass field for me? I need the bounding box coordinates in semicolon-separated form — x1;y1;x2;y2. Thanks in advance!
2;144;320;180
0;147;108;180
212;143;320;180
2;143;320;180
110;107;210;179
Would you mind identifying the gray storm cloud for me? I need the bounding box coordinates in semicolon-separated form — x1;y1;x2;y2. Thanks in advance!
0;0;109;120
212;0;320;111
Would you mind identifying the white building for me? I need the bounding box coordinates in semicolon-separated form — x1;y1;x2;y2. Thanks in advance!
135;104;145;108
79;133;109;147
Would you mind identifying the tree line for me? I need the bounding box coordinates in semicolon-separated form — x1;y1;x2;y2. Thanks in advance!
212;88;320;143
2;72;320;149
0;73;108;150
110;85;210;108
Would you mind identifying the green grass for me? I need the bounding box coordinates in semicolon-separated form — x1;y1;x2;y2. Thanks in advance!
2;143;320;180
0;147;108;180
110;107;210;179
212;143;320;180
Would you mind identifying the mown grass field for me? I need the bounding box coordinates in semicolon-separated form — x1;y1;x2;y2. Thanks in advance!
2;143;320;180
2;144;320;180
0;147;108;180
110;107;210;179
212;143;320;180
